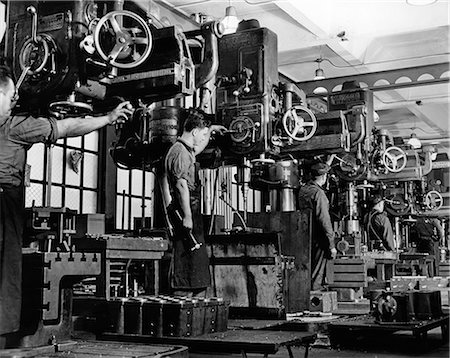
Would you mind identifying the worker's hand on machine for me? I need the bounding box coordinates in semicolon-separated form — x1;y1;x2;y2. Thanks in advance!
182;214;193;230
108;101;134;125
330;247;337;259
210;124;228;135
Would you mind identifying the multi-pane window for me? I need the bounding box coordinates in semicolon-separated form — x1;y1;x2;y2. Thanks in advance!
116;168;154;230
25;131;100;214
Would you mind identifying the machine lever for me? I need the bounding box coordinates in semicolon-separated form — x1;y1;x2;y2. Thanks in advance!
27;6;38;44
16;65;31;90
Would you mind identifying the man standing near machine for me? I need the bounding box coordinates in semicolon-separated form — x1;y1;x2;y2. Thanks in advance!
0;66;133;347
298;162;337;291
165;108;225;297
365;194;395;251
413;216;444;276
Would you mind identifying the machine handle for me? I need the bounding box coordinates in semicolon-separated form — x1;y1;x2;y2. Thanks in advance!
27;6;38;43
169;207;202;251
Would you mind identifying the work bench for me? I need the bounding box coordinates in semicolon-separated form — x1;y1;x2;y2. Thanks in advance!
100;329;317;358
329;314;449;347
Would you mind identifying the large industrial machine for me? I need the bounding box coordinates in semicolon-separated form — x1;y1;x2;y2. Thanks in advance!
2;0;448;353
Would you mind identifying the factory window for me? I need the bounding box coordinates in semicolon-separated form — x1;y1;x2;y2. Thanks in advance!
25;131;100;214
199;166;261;232
116;168;154;230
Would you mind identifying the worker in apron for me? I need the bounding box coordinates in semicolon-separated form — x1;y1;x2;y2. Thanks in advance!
164;108;225;297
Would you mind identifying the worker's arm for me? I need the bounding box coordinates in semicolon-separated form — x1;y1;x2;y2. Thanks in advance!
175;177;193;229
194;124;227;155
56;102;133;138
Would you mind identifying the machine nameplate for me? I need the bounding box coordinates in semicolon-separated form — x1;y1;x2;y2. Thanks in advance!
432;161;450;169
38;13;65;32
220;35;254;51
328;90;366;110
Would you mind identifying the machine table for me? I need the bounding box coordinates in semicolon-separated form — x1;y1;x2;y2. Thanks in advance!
100;329;316;358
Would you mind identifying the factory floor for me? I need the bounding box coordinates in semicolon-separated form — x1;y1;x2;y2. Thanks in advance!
189;327;449;358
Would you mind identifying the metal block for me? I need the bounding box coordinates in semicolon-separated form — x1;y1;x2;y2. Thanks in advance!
310;291;338;313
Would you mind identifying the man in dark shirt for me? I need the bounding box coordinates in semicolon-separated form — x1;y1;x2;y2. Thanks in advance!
298;162;336;291
164;109;225;297
366;194;395;251
414;216;444;275
0;66;133;346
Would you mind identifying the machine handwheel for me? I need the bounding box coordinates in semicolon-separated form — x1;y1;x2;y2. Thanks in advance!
385;194;410;216
382;146;407;173
335;154;367;181
282;106;317;141
229;116;255;143
425;190;443;211
49;100;93;119
93;10;152;69
19;34;52;75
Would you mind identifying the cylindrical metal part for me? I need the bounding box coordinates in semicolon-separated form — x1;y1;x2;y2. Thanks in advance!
149;107;181;146
269;189;295;212
268;160;299;189
346;219;360;235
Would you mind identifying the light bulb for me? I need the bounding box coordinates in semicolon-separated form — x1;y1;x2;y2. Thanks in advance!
407;133;422;149
222;6;239;35
314;68;325;81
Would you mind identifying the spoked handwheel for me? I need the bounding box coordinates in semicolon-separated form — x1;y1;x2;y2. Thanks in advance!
382;146;407;173
282;106;317;141
425;190;443;211
93;10;152;69
49;94;93;119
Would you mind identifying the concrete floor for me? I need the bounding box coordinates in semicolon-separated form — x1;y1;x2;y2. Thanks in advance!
190;327;449;358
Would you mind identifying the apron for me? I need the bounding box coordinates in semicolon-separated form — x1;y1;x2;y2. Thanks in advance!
167;166;211;291
0;185;24;335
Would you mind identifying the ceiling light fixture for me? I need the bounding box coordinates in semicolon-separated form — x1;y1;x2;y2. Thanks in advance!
407;132;422;149
406;0;437;5
222;2;239;35
314;58;325;81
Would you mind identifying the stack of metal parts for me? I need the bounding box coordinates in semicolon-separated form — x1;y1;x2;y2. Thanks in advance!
371;290;442;322
99;295;230;337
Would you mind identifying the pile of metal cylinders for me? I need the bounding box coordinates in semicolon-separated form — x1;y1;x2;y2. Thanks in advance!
100;295;230;337
370;289;442;322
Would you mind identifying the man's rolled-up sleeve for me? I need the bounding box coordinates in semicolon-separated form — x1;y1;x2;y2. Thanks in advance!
9;116;59;145
167;150;191;183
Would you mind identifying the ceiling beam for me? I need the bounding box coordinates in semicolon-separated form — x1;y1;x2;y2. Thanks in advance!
296;62;450;95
